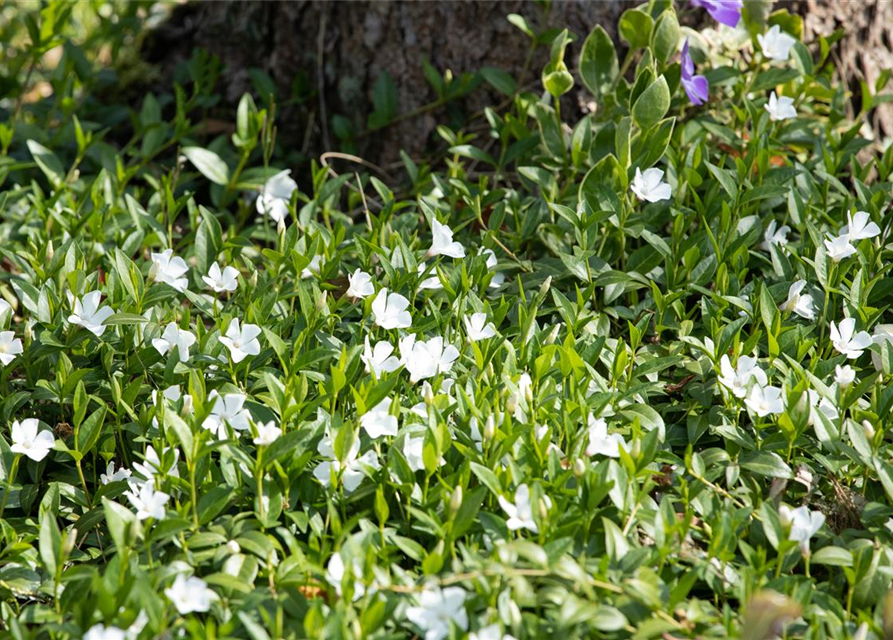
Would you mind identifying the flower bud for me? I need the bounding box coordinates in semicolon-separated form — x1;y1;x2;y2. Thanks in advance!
315;291;327;313
573;458;586;478
863;419;876;440
483;415;496;441
46;240;54;263
450;486;463;513
226;540;241;554
249;270;258;289
539;276;552;297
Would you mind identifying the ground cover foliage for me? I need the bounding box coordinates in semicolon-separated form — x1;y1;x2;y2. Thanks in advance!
2;1;893;638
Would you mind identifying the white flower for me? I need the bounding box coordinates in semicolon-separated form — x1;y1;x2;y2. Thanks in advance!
152;385;182;405
402;436;426;472
347;269;374;298
718;354;768;398
10;419;54;462
479;248;505;288
219;319;262;363
842;211;881;241
764;91;796;121
313;432;380;493
83;624;126;640
824;234;856;261
630;167;672;203
498;483;550;533
132;445;180;482
150;249;189;292
835;364;856;388
302;254;322;279
100;461;132;485
165;574;215;615
0;331;23;365
585;416;628;458
779;504;825;555
399;335;460;383
68;291;114;337
830;318;871;359
202;262;239;293
371;289;413;330
152;322;197;362
360;397;398;439
202;392;252;438
427;219;466;259
361;337;402;377
253;421;281;446
470;624;517;640
417;263;442;291
124;479;170;520
326;552;365;600
871;324;893;371
744;384;785;417
779;281;815;320
405;586;469;640
256;169;297;223
758;219;790;252
0;299;11;319
464;313;497;341
757;25;796;61
807;390;838;425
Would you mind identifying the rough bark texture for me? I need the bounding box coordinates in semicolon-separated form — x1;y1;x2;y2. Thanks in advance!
791;0;893;140
143;0;893;168
143;0;633;167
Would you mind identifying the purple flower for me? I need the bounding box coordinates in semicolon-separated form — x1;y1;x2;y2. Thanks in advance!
690;0;743;28
680;40;709;106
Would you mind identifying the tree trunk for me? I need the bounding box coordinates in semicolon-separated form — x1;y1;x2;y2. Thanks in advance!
790;0;893;141
143;0;633;168
143;0;893;168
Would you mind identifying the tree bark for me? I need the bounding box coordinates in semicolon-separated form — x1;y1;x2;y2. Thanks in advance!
143;0;633;167
790;0;893;141
143;0;893;168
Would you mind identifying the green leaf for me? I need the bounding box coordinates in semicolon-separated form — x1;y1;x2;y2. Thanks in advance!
479;67;517;96
740;451;792;478
651;10;680;64
811;546;853;567
77;405;106;455
619;9;654;50
27;140;65;187
182;147;230;186
579;25;618;98
632;76;670;131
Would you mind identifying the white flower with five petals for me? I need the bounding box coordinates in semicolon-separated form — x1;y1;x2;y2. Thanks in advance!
463;313;497;341
165;574;215;615
360;397;398;439
256;170;297;223
347;269;374;298
10;418;54;462
150;249;189;292
152;322;197;362
757;25;796;61
718;354;768;398
371;289;413;330
0;331;23;365
427;219;465;259
219;319;262;363
841;211;881;241
764;91;796;121
203;262;239;293
779;281;815;320
68;291;114;337
405;586;469;640
361;337;401;376
830;318;871;359
630;167;672;203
